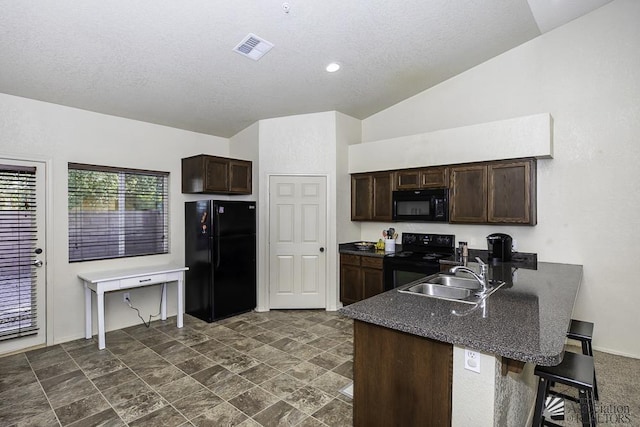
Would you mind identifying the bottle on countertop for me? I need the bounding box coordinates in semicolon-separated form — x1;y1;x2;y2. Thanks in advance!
458;241;468;266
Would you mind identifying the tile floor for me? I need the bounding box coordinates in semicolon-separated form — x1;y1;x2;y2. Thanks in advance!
0;310;354;426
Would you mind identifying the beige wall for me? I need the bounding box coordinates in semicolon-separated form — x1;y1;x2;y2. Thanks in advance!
0;93;229;346
359;0;640;357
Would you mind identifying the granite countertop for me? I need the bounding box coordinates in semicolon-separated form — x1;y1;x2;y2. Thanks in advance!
339;261;583;366
338;242;402;257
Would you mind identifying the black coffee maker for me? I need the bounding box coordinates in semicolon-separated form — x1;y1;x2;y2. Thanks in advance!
487;233;513;262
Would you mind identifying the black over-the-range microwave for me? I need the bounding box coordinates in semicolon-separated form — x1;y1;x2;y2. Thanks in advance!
392;188;449;222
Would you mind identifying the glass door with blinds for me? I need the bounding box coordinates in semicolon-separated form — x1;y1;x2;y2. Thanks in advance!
0;159;46;354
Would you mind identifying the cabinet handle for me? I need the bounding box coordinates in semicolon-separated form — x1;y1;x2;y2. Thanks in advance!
139;278;152;283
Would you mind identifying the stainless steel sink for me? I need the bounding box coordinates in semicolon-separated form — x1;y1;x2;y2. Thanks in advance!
400;283;472;300
397;272;505;304
425;274;481;290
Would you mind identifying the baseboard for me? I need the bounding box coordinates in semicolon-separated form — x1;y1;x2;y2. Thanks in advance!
592;345;640;360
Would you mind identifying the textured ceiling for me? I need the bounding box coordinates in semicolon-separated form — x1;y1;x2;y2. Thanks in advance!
0;0;613;138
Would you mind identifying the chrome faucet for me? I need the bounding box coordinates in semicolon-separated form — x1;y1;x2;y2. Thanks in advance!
449;257;489;293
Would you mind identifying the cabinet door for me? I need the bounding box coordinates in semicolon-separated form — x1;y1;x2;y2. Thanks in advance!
395;170;421;190
361;257;384;300
340;263;363;305
421;167;449;188
449;165;487;223
204;157;229;192
372;172;393;221
488;160;536;224
229;160;252;194
362;268;384;299
351;175;372;221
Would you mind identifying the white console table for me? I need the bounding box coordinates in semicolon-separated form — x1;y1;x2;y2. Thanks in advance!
78;264;188;350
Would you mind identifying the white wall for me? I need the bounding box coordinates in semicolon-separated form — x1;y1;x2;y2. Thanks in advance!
0;93;229;347
257;112;341;311
360;0;640;358
335;112;362;246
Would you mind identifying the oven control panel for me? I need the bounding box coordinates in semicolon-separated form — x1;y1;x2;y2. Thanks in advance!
401;233;455;251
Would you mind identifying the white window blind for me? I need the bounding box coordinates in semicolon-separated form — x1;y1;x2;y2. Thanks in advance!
0;165;39;341
68;163;169;262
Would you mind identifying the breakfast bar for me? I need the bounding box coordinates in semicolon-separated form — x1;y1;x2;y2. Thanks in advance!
339;261;583;426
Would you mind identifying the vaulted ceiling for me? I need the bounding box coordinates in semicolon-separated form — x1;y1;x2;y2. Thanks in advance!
0;0;613;137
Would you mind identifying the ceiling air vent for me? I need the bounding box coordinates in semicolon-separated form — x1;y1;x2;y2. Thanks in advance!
233;33;274;61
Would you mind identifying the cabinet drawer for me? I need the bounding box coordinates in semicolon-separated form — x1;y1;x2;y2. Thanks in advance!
341;254;361;266
120;274;168;289
361;256;383;269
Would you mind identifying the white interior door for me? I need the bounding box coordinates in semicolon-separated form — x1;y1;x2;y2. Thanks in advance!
0;158;47;354
269;175;327;308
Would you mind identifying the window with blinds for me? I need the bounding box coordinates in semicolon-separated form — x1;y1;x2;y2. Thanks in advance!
0;165;39;341
68;163;169;262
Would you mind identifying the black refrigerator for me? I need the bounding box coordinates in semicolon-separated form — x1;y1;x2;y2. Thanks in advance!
185;200;256;322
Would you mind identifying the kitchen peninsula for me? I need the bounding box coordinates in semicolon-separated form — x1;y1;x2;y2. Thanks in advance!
339;261;583;426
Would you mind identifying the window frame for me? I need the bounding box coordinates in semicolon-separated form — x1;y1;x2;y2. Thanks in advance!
68;163;169;263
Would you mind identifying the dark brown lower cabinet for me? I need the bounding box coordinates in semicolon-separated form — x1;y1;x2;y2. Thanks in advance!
340;254;384;305
354;320;453;426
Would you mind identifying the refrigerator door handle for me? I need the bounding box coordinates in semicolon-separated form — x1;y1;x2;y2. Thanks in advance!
215;237;221;269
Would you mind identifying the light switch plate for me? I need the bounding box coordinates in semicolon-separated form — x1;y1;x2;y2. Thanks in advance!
464;348;481;373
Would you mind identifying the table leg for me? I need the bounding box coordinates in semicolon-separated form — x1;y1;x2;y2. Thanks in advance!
84;283;92;340
161;283;167;321
97;291;106;350
177;277;184;328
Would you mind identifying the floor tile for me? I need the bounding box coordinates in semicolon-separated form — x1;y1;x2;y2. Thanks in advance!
13;409;61;427
191;402;247;427
175;354;217;375
40;369;98;409
259;373;306;399
54;392;110;425
155;375;204;403
284;385;334;415
310;371;352;397
286;361;327;383
311;398;352;427
171;387;224;420
111;391;167;424
101;378;154;406
238;363;281;385
228;386;280;417
252;400;307;427
90;367;137;392
128;405;187;427
25;345;70;371
308;352;346;370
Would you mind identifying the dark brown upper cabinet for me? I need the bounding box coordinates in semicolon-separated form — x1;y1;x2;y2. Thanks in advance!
182;154;252;194
396;167;449;190
449;164;488;223
450;159;536;224
351;172;393;221
488;160;536;224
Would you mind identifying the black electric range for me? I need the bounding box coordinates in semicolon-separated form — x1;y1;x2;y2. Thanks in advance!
383;232;455;290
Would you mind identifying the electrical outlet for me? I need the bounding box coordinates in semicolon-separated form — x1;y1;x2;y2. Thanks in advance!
123;292;130;303
464;348;481;373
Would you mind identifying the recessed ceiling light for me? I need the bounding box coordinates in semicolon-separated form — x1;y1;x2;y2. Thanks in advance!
326;62;341;73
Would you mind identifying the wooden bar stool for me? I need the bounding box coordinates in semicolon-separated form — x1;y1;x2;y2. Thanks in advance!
567;319;599;400
533;351;596;427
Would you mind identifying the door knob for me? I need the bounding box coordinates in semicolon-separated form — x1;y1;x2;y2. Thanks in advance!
33;259;43;267
319;247;325;253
